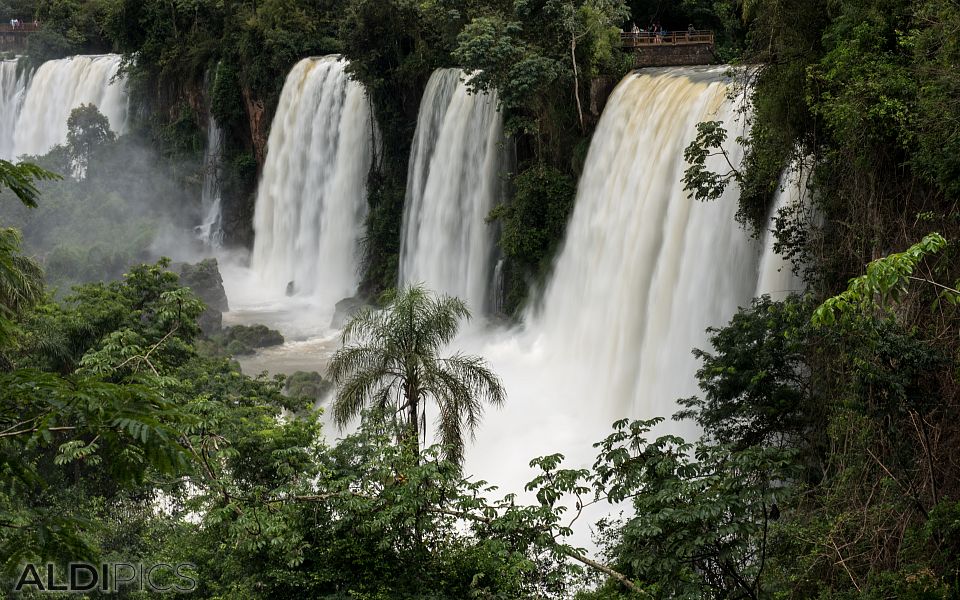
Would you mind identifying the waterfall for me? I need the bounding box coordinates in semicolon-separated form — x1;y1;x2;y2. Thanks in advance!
0;59;30;159
755;162;809;300
196;115;225;247
250;56;374;306
11;54;129;158
524;67;761;425
399;68;504;314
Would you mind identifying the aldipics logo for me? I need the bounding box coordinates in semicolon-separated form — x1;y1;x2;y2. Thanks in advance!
12;563;197;594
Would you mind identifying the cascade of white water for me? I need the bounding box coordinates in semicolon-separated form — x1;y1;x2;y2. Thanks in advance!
196;115;225;247
12;54;129;158
523;67;761;428
464;68;765;509
399;68;504;314
0;59;31;159
755;162;809;300
250;56;374;307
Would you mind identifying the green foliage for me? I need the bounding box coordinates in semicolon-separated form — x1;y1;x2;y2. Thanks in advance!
908;0;960;197
0;159;61;209
682;120;740;203
65;103;115;178
0;122;196;291
0;257;205;570
207;323;284;356
0;0;37;22
284;370;331;401
453;0;628;135
0;370;189;567
23;0;117;61
813;233;950;326
0;160;57;350
678;295;815;449
0;227;43;320
489;164;576;312
455;14;566;132
593;420;797;599
359;170;406;295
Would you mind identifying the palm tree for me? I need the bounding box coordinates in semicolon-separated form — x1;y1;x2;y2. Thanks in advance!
0;159;58;319
0;228;43;318
0;160;56;352
329;285;505;464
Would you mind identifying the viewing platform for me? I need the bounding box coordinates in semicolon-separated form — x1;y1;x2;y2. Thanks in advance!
620;30;717;67
0;23;39;51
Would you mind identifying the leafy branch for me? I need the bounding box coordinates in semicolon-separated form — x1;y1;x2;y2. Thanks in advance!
813;233;954;326
683;121;743;202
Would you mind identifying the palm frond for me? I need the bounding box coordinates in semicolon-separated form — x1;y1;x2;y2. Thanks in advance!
332;366;391;427
0;160;61;208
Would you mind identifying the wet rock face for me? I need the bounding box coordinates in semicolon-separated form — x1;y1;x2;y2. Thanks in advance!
331;296;370;329
243;86;269;168
178;258;229;335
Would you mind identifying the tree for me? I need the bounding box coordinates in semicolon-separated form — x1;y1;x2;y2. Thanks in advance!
0;160;59;353
65;103;116;178
0;229;43;328
547;0;629;131
677;296;815;450
586;420;797;599
329;286;505;464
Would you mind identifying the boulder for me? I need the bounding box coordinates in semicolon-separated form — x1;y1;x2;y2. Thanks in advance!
331;296;370;329
284;371;333;401
223;324;284;349
178;258;229;335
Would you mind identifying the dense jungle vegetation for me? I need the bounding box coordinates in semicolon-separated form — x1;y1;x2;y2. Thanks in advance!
1;0;960;597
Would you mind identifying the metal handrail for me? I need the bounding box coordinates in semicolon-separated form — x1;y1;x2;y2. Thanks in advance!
620;30;715;48
0;23;40;33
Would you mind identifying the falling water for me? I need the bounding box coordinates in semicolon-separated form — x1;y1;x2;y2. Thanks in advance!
755;162;809;300
467;68;764;490
0;59;30;159
250;56;374;308
196;115;225;247
11;54;129;158
399;68;504;314
523;67;760;426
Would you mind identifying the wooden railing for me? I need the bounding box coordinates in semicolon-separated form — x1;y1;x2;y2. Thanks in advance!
620;30;715;48
0;23;40;34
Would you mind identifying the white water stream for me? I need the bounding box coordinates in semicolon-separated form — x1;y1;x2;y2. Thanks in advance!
4;54;129;159
248;56;374;316
196;115;225;248
399;68;504;314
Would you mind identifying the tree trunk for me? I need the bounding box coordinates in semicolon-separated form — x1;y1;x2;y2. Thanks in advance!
572;34;585;133
405;381;420;459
